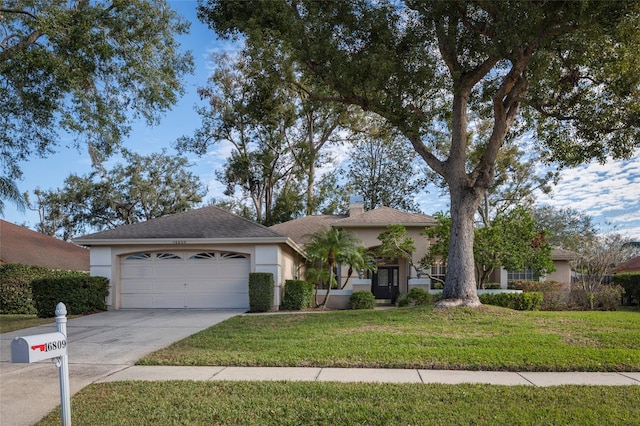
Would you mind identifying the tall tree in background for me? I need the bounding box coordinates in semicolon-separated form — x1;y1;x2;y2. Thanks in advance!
342;121;425;212
27;150;205;240
177;50;350;225
1;1;193;208
532;206;598;251
200;1;640;307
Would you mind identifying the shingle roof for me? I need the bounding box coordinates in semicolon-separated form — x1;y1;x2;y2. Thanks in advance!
614;255;640;273
0;220;89;271
336;206;436;226
551;248;577;261
270;207;436;246
74;206;285;242
270;214;348;246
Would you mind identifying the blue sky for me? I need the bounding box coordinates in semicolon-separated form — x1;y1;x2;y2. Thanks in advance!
3;1;639;240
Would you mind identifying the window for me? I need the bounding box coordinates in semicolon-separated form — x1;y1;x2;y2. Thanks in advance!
430;260;447;288
507;268;539;282
156;253;182;260
219;252;247;259
189;252;216;260
125;253;151;260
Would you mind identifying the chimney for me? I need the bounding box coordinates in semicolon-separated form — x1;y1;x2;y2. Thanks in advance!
349;195;365;217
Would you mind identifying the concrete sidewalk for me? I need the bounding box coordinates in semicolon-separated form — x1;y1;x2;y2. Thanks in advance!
98;365;640;387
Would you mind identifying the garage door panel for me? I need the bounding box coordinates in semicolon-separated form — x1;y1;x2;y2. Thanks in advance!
120;251;250;309
121;264;154;279
121;280;154;293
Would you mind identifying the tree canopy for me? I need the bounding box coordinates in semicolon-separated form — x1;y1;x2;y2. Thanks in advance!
199;0;640;307
1;1;193;189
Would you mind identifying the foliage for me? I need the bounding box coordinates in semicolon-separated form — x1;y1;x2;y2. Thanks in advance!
248;273;274;313
140;308;640;371
569;283;624;311
341;121;425;212
1;0;193;192
532;206;598;252
509;280;568;311
0;176;25;215
348;291;376;310
175;51;349;225
403;287;432;306
424;207;554;288
478;292;543;311
26;149;205;239
613;273;640;306
31;276;108;318
573;233;635;310
304;227;364;308
200;0;640;307
376;224;420;276
281;280;314;310
0;263;82;314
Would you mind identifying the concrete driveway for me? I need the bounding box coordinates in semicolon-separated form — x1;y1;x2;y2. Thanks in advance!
0;309;243;426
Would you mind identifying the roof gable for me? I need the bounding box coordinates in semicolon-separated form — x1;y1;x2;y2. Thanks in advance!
74;206;285;242
0;220;89;271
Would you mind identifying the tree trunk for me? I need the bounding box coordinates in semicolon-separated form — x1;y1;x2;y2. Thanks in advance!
436;185;482;308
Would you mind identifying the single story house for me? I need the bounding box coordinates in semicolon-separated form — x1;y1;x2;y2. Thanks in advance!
0;219;89;271
613;256;640;274
75;199;574;310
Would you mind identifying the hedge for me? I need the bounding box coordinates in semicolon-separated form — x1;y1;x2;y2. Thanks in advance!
248;272;274;312
281;280;314;310
0;264;89;314
479;292;543;311
31;275;109;318
348;291;376;310
613;273;640;306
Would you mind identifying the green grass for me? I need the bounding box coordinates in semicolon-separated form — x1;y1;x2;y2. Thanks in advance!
0;314;54;333
139;306;640;371
35;381;640;426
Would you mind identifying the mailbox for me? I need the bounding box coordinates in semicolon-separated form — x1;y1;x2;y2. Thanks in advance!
11;332;67;364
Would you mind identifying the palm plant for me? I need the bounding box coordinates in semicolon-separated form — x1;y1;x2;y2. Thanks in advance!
340;246;377;289
0;176;25;215
304;227;364;308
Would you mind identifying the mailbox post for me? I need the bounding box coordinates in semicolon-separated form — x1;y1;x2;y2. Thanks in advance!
11;302;71;426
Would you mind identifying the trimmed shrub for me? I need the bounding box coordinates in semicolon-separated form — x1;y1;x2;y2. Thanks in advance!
613;273;640;306
508;280;569;311
406;288;432;306
281;280;314;310
481;282;502;289
31;275;109;318
349;291;376;310
479;292;543;311
248;272;274;312
0;264;88;314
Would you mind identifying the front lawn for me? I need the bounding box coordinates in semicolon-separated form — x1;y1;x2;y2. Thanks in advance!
139;306;640;371
35;381;640;426
0;315;54;333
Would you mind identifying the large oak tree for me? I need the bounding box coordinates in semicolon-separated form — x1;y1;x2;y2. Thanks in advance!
199;1;640;307
1;1;193;196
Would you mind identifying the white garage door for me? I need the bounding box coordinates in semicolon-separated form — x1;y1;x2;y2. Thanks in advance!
120;251;250;309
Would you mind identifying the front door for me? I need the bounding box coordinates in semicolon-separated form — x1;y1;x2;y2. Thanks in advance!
372;267;399;301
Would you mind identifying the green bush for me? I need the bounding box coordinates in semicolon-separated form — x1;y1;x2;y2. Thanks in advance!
248;272;274;312
479;292;543;311
31;275;109;318
508;280;568;311
613;273;640;306
281;280;314;310
0;264;88;314
481;282;502;289
406;287;432;305
349;291;376;310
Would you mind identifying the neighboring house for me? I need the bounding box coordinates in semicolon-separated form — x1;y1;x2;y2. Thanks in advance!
0;219;89;271
613;256;640;274
74;207;305;310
